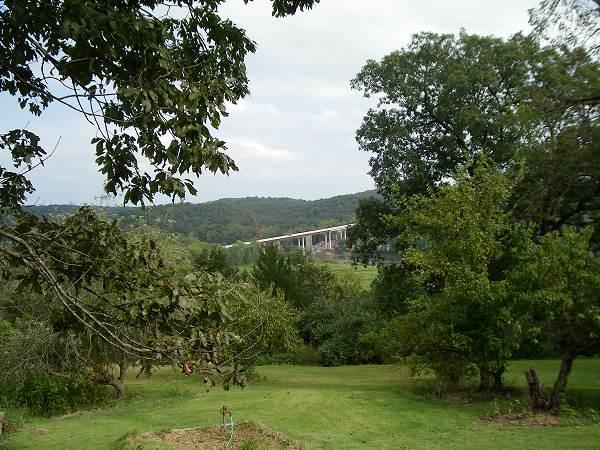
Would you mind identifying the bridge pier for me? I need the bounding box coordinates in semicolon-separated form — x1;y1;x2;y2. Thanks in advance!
305;234;313;254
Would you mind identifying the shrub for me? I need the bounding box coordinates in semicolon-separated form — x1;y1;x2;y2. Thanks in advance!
0;374;106;416
293;344;321;366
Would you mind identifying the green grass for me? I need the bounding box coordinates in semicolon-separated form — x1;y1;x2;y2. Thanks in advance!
319;261;378;289
237;260;378;289
3;360;600;449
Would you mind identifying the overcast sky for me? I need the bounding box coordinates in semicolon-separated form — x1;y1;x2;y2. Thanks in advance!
0;0;540;205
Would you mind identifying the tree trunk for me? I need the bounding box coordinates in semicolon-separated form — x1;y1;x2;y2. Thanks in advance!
93;361;129;400
524;367;549;410
493;365;505;390
435;380;444;399
479;364;505;390
478;366;490;390
111;362;128;400
549;351;576;410
525;341;600;412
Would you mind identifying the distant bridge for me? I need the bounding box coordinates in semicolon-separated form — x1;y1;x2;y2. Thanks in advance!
223;224;352;255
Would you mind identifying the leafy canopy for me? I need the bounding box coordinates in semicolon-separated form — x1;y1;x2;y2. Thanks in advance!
0;0;319;207
0;0;319;373
384;164;533;387
349;30;600;262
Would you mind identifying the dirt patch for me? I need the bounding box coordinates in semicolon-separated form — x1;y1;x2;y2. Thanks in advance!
55;407;115;420
439;388;517;404
133;422;299;449
479;411;559;427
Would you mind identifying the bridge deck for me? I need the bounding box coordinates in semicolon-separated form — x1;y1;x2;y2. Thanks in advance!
223;224;352;248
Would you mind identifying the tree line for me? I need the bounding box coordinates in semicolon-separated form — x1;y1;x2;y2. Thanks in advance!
26;191;372;244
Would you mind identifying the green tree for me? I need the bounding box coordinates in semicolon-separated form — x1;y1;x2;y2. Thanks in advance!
0;0;319;206
352;32;544;198
190;243;238;278
349;31;600;258
384;165;532;389
348;33;600;392
0;280;111;413
509;227;600;409
0;0;318;373
252;244;295;299
251;245;338;309
225;287;300;379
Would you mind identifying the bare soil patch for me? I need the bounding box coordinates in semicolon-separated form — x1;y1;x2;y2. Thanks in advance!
134;422;299;449
55;406;116;420
438;387;517;404
479;411;559;427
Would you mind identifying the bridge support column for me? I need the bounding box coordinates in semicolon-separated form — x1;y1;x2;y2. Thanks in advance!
305;234;313;254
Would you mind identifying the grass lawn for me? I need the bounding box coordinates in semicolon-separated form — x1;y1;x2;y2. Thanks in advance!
318;261;378;289
238;261;378;290
2;360;600;449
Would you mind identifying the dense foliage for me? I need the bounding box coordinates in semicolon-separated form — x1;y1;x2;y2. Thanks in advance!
508;226;600;408
350;31;599;247
249;245;385;366
0;0;319;206
383;166;534;388
0;0;320;403
349;7;600;408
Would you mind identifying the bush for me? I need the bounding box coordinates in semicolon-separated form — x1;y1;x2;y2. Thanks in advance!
298;280;386;366
0;374;106;416
318;338;350;367
293;344;321;366
356;331;389;364
255;351;297;365
0;318;109;416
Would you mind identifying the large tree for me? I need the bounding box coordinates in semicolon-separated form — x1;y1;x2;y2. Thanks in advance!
349;27;600;402
0;0;319;381
509;226;600;410
0;0;319;206
349;32;599;244
384;165;533;390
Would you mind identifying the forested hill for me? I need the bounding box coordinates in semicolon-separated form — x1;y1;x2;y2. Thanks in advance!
26;190;377;244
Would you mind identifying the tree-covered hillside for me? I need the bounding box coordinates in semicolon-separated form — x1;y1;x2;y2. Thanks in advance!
26;191;376;244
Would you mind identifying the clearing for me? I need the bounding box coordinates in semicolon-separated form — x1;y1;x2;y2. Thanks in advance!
2;360;600;449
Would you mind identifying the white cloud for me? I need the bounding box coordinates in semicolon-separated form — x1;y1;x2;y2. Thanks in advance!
227;138;304;164
1;0;540;204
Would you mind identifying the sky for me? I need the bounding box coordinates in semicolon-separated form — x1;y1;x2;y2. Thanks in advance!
0;0;540;205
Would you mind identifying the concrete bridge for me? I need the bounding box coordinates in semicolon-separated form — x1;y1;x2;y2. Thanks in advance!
223;224;351;255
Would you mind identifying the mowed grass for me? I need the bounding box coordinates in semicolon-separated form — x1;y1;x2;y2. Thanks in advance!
3;360;600;449
319;261;378;289
238;260;379;290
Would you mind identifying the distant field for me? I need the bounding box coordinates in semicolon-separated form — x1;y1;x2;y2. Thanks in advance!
318;261;378;289
237;260;379;290
4;360;600;449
